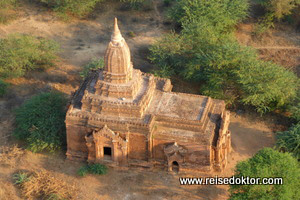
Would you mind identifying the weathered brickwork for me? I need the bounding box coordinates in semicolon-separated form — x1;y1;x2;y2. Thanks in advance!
65;18;231;172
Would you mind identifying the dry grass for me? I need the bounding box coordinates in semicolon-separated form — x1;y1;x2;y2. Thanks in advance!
17;170;78;200
0;145;24;166
0;181;13;200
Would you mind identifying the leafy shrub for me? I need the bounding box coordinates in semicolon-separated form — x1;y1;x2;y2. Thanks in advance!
0;79;8;97
0;34;59;78
276;123;300;159
288;93;300;122
120;0;152;11
255;0;300;20
77;164;107;176
254;13;276;35
79;58;104;79
13;172;30;185
151;65;174;78
0;0;18;8
236;60;298;113
290;103;300;122
39;0;104;18
254;0;300;34
14;92;67;153
229;148;300;200
168;0;249;31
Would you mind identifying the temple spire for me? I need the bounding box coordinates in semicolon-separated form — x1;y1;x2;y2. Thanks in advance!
111;18;123;43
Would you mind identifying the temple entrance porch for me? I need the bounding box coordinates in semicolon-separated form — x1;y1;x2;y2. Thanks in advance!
85;125;128;165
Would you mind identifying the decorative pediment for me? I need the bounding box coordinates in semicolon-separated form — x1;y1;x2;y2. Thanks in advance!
164;142;187;157
87;125;127;147
93;125;116;139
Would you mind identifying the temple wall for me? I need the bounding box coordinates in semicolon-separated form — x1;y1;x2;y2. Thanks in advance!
185;148;210;166
128;133;148;160
66;124;89;160
152;137;211;167
153;138;169;160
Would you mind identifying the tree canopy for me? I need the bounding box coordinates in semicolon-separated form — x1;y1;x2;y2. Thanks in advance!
149;0;299;113
229;148;300;200
14;92;67;153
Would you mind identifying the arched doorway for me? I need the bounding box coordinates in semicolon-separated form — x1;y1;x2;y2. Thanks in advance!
171;161;179;173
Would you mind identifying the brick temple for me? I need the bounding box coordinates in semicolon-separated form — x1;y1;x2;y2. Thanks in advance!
65;18;231;172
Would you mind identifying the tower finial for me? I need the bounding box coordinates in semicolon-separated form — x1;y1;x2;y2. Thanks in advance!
112;17;123;43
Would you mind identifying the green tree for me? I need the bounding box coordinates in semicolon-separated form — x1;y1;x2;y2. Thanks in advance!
168;0;249;31
14;92;67;153
149;0;299;113
236;60;299;113
229;148;300;200
254;0;300;34
39;0;104;18
0;34;59;78
255;0;300;19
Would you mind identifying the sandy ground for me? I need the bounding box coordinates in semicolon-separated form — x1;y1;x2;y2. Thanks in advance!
0;1;297;199
235;23;300;75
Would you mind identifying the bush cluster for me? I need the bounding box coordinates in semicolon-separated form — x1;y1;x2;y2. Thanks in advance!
229;148;300;200
38;0;104;19
0;0;18;8
77;163;108;176
254;0;300;34
168;0;249;31
38;0;150;19
276;123;300;160
0;34;59;78
14;92;67;153
149;0;299;113
121;0;153;11
79;58;104;79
